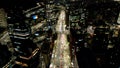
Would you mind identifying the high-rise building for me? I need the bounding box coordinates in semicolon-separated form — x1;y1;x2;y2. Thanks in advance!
0;8;7;28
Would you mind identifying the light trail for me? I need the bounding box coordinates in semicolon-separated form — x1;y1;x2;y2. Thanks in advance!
50;9;71;68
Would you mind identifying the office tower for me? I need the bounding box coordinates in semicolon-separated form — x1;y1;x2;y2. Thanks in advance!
0;8;7;28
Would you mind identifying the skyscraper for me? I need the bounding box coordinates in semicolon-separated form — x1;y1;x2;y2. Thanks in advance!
0;8;7;28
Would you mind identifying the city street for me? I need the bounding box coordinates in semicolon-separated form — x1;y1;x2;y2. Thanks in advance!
50;10;71;68
49;9;79;68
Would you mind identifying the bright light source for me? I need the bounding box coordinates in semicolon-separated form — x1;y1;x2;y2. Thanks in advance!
32;15;38;20
35;33;39;36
